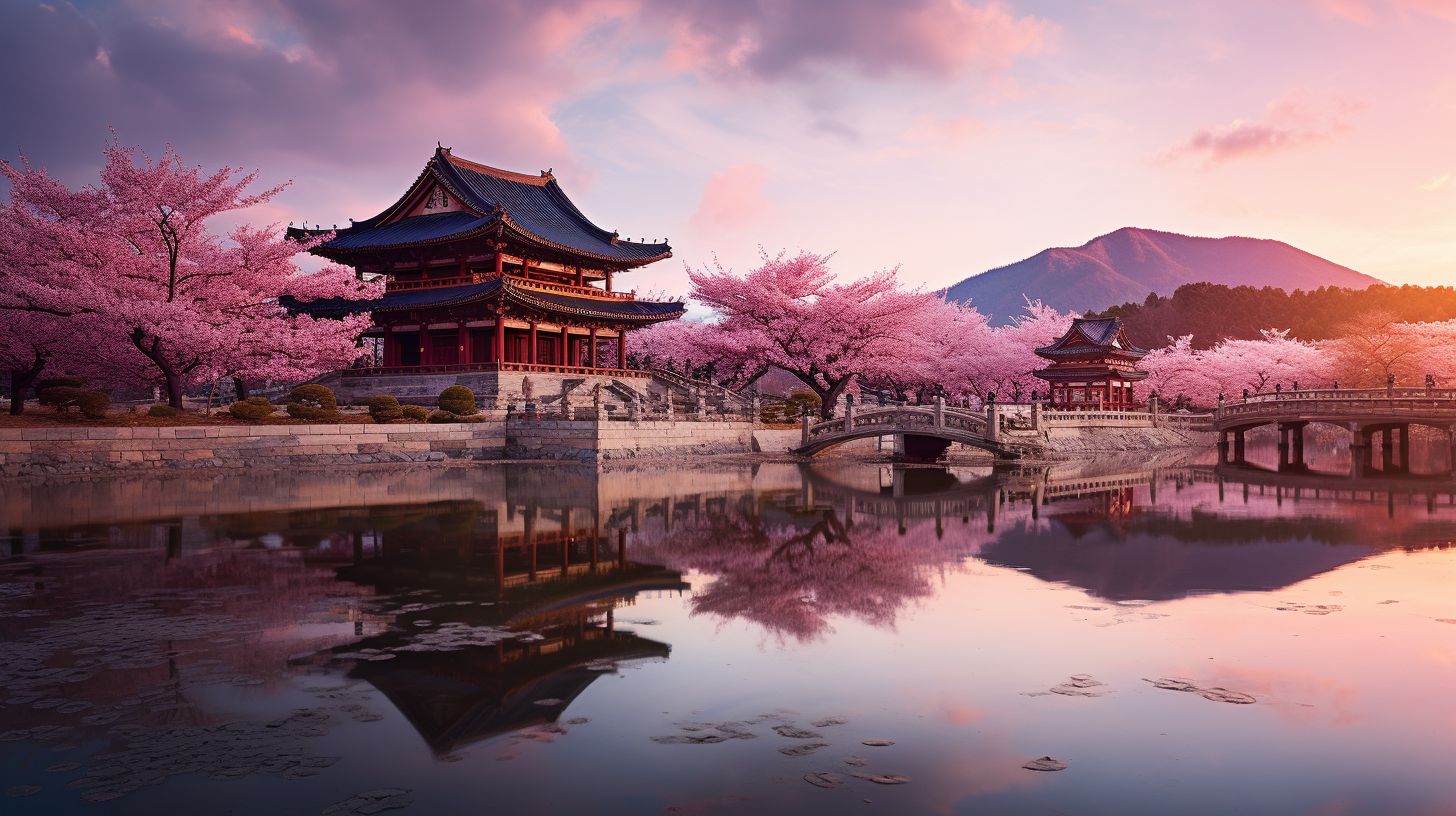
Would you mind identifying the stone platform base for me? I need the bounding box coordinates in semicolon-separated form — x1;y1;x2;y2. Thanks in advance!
317;369;658;412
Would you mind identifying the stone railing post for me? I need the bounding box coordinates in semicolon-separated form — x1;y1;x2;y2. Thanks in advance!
695;390;708;420
986;404;1000;442
934;395;944;428
627;397;641;422
845;401;855;431
1030;400;1041;431
561;391;573;420
751;397;760;426
801;411;811;444
1150;395;1160;428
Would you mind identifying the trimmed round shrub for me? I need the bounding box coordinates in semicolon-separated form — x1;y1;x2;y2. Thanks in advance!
401;405;429;421
368;395;404;423
228;396;274;421
38;386;87;413
286;384;340;421
76;390;110;419
147;404;182;418
438;385;477;416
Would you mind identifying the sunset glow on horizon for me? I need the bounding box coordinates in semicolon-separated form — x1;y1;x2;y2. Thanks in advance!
4;0;1455;295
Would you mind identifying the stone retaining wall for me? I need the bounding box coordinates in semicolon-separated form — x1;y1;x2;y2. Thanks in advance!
504;418;756;461
0;418;763;478
0;424;508;478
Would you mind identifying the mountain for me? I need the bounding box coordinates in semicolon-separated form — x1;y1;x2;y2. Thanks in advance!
944;227;1381;324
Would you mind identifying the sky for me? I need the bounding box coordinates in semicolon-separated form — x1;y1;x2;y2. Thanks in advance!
2;0;1455;299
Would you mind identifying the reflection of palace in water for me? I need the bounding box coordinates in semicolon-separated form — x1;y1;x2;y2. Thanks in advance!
8;456;1456;729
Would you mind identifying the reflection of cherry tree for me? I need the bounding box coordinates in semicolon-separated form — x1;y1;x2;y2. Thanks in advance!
633;498;986;641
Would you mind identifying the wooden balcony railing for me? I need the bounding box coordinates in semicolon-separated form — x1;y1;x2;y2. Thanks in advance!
504;275;636;301
382;270;639;300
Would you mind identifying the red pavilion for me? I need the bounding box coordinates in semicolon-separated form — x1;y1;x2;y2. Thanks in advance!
286;146;684;406
1032;317;1149;410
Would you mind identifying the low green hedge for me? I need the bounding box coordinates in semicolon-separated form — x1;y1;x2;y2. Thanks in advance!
38;386;110;418
401;405;430;421
147;404;182;418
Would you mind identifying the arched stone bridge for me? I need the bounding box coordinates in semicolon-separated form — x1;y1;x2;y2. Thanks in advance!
793;401;1040;460
1212;387;1456;475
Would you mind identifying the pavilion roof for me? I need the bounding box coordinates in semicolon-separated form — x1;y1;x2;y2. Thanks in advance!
281;278;686;324
288;147;672;267
1035;317;1149;359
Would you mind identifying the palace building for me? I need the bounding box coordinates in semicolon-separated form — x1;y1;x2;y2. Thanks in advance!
1032;317;1149;410
286;146;685;407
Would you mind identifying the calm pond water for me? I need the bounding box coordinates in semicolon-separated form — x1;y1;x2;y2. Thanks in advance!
2;447;1455;815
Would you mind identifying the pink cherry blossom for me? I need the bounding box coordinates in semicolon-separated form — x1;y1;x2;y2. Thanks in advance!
1;136;379;409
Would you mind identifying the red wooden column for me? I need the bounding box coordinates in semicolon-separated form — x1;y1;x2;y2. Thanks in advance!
494;251;504;278
617;328;627;369
560;325;571;366
494;311;506;363
528;322;538;365
418;330;427;366
457;321;470;365
605;269;614;292
588;327;598;369
382;324;396;367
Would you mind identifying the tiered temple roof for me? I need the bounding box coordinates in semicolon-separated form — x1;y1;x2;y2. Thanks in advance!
1034;317;1150;361
287;147;671;267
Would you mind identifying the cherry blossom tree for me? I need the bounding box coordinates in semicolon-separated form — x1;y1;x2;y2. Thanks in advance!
1140;328;1332;407
684;251;947;417
0;137;378;409
1323;311;1456;389
978;299;1076;402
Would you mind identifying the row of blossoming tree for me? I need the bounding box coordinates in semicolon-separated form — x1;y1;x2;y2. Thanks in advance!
0;139;377;414
635;251;1456;416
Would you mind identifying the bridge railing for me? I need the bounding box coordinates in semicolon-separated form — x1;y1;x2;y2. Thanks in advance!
1233;387;1456;403
803;404;987;440
1217;390;1456;423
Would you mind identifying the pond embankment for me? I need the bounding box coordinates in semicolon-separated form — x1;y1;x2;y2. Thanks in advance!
0;420;775;478
1038;425;1217;455
0;418;1207;478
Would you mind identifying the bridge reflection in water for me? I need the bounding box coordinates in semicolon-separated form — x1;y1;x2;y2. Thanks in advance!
7;454;1456;754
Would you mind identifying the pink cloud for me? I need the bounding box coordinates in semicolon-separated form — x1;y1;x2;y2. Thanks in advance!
1311;0;1456;23
690;163;768;231
900;114;986;148
660;0;1053;81
1170;90;1362;164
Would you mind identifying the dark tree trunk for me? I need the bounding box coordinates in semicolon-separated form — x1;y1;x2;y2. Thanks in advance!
131;328;185;409
787;370;853;419
8;351;46;416
231;376;249;401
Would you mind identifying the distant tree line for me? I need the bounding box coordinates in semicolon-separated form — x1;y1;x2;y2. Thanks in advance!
1092;283;1456;349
